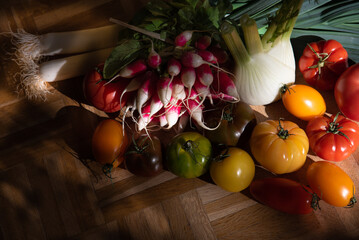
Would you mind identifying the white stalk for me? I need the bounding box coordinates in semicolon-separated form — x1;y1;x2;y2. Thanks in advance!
15;47;114;100
10;24;120;60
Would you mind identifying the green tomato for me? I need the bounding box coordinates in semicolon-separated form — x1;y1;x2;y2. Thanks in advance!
210;147;255;192
166;132;212;178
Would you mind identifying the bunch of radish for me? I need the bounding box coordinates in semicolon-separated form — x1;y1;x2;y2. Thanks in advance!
85;31;239;132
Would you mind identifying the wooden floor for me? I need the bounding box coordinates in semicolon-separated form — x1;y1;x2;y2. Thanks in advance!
1;1;359;239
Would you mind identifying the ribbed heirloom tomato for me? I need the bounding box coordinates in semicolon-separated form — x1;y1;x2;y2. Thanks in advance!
307;161;356;207
306;113;359;162
281;84;326;121
92;119;129;173
210;147;255;192
250;119;309;174
299;39;348;91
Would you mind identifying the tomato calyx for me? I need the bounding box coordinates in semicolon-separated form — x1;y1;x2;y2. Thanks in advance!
302;184;321;211
327;113;350;141
212;146;231;163
345;186;357;208
277;119;291;140
306;43;333;75
126;135;150;155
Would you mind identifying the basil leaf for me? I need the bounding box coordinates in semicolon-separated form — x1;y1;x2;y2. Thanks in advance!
103;40;143;79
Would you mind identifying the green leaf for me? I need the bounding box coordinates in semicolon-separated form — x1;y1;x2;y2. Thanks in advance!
103;40;143;79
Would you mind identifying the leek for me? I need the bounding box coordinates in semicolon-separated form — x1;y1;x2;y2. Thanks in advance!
221;0;303;106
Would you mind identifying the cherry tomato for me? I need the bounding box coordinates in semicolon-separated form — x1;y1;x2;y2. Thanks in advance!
299;39;348;91
166;132;212;178
306;113;359;162
335;63;359;122
250;178;319;215
210;147;255;192
83;64;131;113
204;101;257;147
281;84;326;121
125;135;163;177
92;119;129;170
306;161;356;207
250;119;309;174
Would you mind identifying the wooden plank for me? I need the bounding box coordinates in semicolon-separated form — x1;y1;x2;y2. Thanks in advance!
60;150;105;231
0;164;46;240
124;204;173;240
211;204;320;240
101;177;206;222
180;190;216;240
33;0;113;30
44;151;82;237
161;196;196;240
25;157;67;240
97;171;177;207
204;192;257;222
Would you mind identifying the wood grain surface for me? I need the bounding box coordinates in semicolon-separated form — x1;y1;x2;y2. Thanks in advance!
1;1;359;240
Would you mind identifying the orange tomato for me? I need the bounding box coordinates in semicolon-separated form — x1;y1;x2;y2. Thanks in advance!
92;119;129;168
281;84;326;121
250;119;309;174
307;161;356;207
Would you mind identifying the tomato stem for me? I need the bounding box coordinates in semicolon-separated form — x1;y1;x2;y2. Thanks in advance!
277;118;291;139
327;112;351;141
302;185;321;211
306;43;332;76
280;84;295;96
345;185;357;208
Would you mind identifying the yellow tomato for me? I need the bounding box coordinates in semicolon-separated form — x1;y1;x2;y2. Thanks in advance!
307;161;355;207
250;119;309;174
92;119;129;168
281;84;326;121
210;147;255;192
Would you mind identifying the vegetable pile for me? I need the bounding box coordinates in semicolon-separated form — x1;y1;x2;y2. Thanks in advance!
7;0;359;216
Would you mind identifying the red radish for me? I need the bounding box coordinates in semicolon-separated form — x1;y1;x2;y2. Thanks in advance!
208;46;229;64
181;67;196;97
156;108;168;128
194;79;212;104
165;100;182;129
175;31;193;47
119;72;146;107
149;92;164;118
212;70;239;101
195;35;211;50
167;58;182;77
197;50;217;64
186;90;218;130
137;71;157;120
147;48;162;68
137;103;153;131
157;76;173;107
119;59;147;78
171;76;186;103
196;64;213;86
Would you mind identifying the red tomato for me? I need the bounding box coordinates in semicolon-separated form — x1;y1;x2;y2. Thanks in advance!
299;39;348;90
83;64;131;113
250;178;319;215
335;63;359;122
306;113;359;162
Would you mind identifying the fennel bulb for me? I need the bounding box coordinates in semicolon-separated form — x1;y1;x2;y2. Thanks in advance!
221;0;303;106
